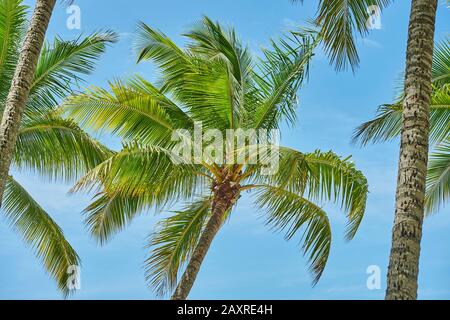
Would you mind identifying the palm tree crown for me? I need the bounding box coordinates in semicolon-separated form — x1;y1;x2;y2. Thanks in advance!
62;17;368;298
0;0;117;295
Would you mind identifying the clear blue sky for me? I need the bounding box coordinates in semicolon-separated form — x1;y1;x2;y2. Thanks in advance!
1;0;449;300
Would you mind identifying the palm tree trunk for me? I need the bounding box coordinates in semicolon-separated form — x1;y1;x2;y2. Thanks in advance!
385;0;437;300
0;0;56;206
171;181;240;300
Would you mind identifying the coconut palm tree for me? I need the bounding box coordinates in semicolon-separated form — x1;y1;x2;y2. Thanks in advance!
0;0;117;295
61;17;368;300
354;38;450;211
292;0;440;299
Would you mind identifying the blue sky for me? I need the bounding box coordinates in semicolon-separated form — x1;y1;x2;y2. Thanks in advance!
1;0;449;300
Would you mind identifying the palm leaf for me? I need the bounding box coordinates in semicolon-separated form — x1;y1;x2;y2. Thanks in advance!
0;0;26;105
2;177;80;296
293;0;391;71
144;196;213;297
255;185;331;284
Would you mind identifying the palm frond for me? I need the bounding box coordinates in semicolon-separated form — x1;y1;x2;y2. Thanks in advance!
252;30;317;130
317;0;390;71
0;0;27;104
353;84;450;146
135;21;193;91
252;147;368;239
14;113;113;182
61;78;191;145
144;196;213;297
2;176;80;296
425;139;450;214
255;185;331;284
26;30;118;115
72;142;207;244
432;37;450;86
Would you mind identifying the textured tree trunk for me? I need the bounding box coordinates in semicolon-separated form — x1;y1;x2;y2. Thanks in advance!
171;180;240;300
0;0;56;206
385;0;437;300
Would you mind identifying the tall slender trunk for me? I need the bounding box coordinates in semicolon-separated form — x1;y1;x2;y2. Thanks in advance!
385;0;437;300
0;0;56;206
171;181;240;300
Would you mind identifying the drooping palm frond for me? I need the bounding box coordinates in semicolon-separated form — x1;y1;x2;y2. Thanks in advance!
292;0;391;71
426;139;450;214
2;177;80;296
144;196;213;297
252;30;317;130
25;30;118;116
0;0;26;105
0;1;116;296
255;185;331;284
71;142;208;244
432;37;450;86
13;113;113;182
185;16;254;129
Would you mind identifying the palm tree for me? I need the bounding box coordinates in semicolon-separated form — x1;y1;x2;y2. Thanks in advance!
0;0;57;205
293;0;440;299
61;17;369;300
0;0;117;295
354;38;450;212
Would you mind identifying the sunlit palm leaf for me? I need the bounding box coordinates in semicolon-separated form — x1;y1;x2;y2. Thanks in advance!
0;0;26;104
353;84;450;146
2;177;80;296
26;30;118;116
61;78;191;145
72;142;207;244
426;139;450;214
14;113;113;182
292;0;391;71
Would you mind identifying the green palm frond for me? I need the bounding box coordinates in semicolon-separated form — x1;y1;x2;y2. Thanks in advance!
82;190;150;245
26;30;118;115
0;0;26;104
63;18;369;292
353;84;450;146
2;177;80;296
255;185;331;284
144;196;213;297
14;113;113;182
354;38;450;146
432;37;450;86
252;147;368;239
185;16;253;128
61;78;191;145
426;139;450;214
292;0;391;71
253;30;317;130
72;142;207;244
